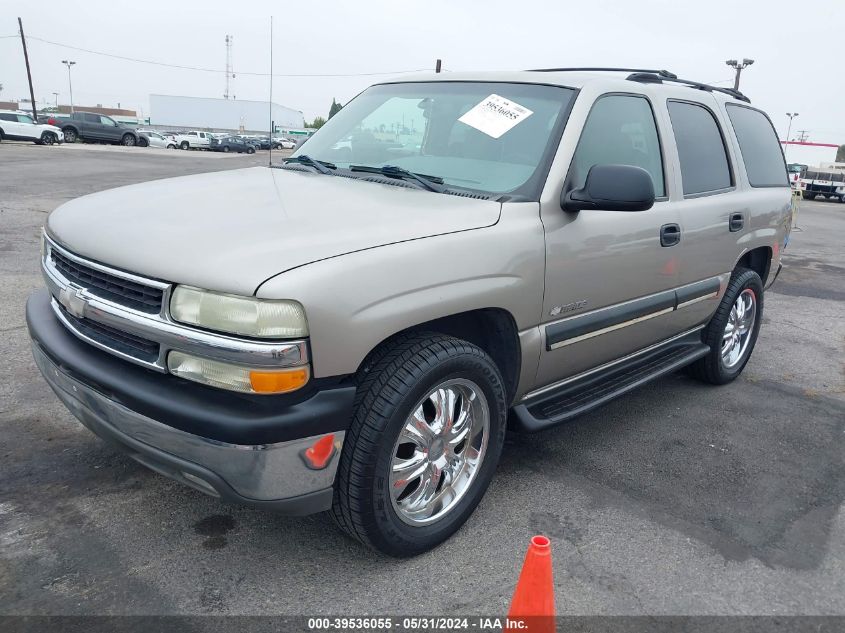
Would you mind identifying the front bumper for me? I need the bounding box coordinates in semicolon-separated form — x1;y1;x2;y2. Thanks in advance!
27;290;356;514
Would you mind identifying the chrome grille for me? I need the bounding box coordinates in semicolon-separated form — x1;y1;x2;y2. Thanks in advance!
56;303;160;363
50;249;164;314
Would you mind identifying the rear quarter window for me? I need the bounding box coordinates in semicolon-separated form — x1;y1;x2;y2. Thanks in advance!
667;100;733;195
726;104;789;187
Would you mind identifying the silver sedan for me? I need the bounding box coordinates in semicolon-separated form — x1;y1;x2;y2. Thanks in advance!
138;131;177;149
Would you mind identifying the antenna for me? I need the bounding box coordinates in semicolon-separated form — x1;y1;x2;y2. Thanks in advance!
268;16;273;166
224;35;234;99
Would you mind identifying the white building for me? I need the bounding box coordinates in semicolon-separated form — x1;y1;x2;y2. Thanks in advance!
150;94;304;133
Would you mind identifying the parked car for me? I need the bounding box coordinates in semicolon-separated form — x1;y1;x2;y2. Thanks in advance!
53;112;141;146
27;69;791;557
137;131;177;149
0;110;64;145
234;135;262;150
172;130;213;150
275;138;297;149
210;136;256;154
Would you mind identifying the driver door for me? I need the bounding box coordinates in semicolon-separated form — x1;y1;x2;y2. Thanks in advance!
536;93;682;387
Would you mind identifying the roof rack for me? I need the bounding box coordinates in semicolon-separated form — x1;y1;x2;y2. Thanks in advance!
525;67;751;103
626;72;751;103
528;67;678;79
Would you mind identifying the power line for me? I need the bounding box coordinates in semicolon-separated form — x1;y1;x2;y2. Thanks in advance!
16;35;429;77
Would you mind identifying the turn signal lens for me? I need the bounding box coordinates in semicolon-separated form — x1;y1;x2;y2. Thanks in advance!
167;351;309;394
249;367;310;394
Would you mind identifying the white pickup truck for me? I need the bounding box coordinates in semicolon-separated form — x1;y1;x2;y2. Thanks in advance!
173;130;213;150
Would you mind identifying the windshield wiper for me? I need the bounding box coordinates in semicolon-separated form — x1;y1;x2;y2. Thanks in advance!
282;155;336;175
349;164;445;193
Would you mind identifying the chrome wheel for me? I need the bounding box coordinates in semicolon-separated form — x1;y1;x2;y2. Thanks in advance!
390;379;490;526
721;288;756;369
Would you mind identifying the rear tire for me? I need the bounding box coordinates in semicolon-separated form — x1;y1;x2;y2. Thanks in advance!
689;267;763;385
121;134;136;146
247;147;255;154
331;333;507;557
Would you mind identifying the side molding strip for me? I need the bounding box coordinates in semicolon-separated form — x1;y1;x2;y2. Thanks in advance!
545;277;722;351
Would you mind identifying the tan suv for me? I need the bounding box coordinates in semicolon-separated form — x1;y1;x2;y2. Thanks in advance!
27;68;792;556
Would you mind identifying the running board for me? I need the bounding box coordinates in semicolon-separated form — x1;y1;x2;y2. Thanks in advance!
512;337;710;433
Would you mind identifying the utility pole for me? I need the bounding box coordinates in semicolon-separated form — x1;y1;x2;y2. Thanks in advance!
61;60;76;112
435;59;442;73
725;58;754;90
18;18;38;121
52;92;59;109
224;35;234;99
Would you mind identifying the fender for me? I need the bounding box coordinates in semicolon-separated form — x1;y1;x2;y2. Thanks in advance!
255;202;546;381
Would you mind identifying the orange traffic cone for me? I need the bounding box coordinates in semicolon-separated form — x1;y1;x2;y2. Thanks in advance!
507;535;555;633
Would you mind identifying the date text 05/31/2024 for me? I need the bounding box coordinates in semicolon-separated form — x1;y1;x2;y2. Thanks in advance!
307;617;531;631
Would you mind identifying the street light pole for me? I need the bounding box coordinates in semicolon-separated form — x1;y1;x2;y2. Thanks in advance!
784;113;798;161
785;113;798;143
725;58;754;90
52;92;59;109
61;60;76;113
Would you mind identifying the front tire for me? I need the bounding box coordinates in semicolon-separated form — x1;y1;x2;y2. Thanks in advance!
63;128;77;143
39;133;55;145
332;333;507;557
122;134;136;146
689;267;763;385
180;141;189;150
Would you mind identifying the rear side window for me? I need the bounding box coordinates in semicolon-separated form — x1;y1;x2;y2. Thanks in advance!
667;101;732;195
0;113;14;121
570;94;665;197
726;105;789;187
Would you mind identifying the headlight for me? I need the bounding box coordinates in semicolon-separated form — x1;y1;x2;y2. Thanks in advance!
170;286;308;338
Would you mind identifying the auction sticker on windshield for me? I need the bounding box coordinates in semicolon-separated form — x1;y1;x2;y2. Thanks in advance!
458;94;533;139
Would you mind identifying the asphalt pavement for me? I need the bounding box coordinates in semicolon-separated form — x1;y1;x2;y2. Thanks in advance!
1;142;843;616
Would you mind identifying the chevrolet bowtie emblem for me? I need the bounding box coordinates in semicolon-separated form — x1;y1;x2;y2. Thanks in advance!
59;287;87;319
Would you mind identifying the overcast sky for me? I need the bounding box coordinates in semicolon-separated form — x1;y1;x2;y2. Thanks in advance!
2;0;843;155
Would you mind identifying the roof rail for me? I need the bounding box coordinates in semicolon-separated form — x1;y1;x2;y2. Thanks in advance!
524;67;751;103
526;67;678;79
626;72;751;103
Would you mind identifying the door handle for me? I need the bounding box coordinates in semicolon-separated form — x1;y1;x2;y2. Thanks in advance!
660;223;681;247
729;212;744;232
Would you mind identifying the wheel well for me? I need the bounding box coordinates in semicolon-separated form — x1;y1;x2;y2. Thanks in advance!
737;246;771;282
357;308;521;404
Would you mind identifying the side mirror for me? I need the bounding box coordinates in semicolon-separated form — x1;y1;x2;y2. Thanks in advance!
562;164;656;212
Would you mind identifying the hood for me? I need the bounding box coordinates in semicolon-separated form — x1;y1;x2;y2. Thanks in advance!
46;166;501;296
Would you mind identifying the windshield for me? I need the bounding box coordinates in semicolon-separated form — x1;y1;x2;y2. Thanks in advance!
294;81;576;198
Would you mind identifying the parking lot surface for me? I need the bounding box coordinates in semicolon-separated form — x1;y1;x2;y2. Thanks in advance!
1;143;843;615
